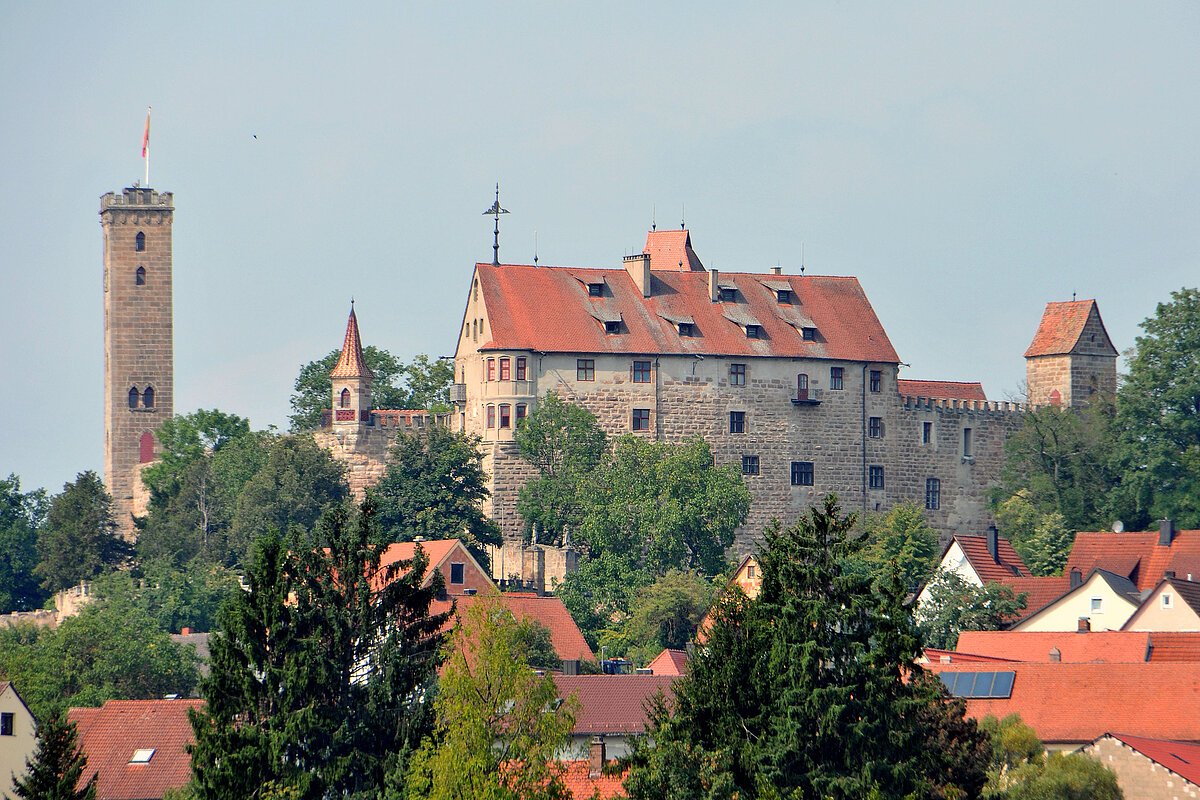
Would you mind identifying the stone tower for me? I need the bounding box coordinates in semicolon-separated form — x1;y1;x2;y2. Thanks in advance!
330;305;374;431
101;187;174;535
1024;299;1117;408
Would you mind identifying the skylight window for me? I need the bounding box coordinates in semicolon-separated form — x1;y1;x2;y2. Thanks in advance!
937;671;1015;699
130;748;156;764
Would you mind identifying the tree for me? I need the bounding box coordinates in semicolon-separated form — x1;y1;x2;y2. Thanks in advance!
850;502;940;592
401;353;455;412
600;570;715;665
12;713;96;800
1108;287;1200;530
0;474;49;613
917;570;1028;650
91;560;241;633
995;492;1074;577
141;410;252;503
35;472;130;593
189;500;451;800
623;497;991;799
515;618;562;671
514;394;608;543
403;596;578;800
979;715;1121;799
368;426;501;567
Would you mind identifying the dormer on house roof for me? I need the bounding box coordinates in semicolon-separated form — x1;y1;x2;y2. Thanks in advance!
330;305;373;379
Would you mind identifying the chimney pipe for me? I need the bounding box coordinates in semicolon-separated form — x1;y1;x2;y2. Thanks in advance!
1165;570;1176;580
1160;518;1175;547
624;254;651;298
770;265;783;275
987;525;999;564
1077;617;1091;633
709;268;719;302
588;736;606;778
1070;568;1083;589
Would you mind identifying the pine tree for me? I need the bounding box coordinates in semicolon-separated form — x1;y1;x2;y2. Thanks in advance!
13;713;97;800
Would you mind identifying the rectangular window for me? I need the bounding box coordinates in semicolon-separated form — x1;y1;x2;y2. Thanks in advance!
577;359;595;381
746;565;756;578
730;364;746;386
678;322;694;337
776;289;791;303
0;712;13;736
515;357;527;381
719;287;737;302
922;421;932;444
868;417;884;438
791;461;814;486
499;404;511;428
450;563;465;585
1090;597;1102;613
742;455;760;476
499;358;510;381
632;408;650;431
963;428;973;457
588;282;604;297
870;370;881;393
869;465;885;489
486;358;496;381
802;327;817;341
745;324;761;339
1163;593;1173;609
515;403;527;422
729;411;746;434
830;367;844;390
486;405;495;428
604;320;621;334
633;360;652;383
925;478;941;510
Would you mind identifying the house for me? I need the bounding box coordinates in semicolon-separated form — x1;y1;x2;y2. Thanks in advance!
953;630;1200;663
645;648;688;676
68;698;203;800
697;554;762;642
554;675;676;760
0;682;37;797
557;736;627;799
1086;733;1200;800
924;661;1200;750
438;591;596;665
376;538;495;598
1122;576;1200;632
1010;569;1143;632
1065;520;1200;592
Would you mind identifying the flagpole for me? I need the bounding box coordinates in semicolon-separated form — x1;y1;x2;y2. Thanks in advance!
142;106;151;187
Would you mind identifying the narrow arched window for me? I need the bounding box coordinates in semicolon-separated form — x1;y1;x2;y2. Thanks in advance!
128;387;139;409
136;266;146;286
142;386;154;408
135;232;146;252
340;388;351;408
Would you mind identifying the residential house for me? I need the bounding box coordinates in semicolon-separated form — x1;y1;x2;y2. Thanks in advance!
440;591;595;666
645;648;688;676
376;538;495;598
953;630;1200;663
1066;520;1200;592
557;737;627;799
1122;577;1200;632
0;682;37;797
1087;733;1200;800
554;675;676;760
1010;569;1143;632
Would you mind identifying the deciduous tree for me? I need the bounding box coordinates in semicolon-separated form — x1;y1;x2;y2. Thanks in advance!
141;409;252;504
0;474;49;613
12;714;96;800
600;569;714;665
917;570;1028;649
35;472;130;593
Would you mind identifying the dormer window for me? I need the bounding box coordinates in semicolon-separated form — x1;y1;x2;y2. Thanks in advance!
745;325;761;339
588;282;604;297
678;322;694;337
719;287;737;302
776;289;791;303
604;320;621;334
802;327;817;341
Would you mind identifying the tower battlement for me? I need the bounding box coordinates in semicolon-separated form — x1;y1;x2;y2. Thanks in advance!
900;395;1029;415
100;187;173;211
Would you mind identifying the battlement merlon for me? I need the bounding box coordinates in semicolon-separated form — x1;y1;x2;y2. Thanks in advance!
100;187;174;212
899;395;1029;415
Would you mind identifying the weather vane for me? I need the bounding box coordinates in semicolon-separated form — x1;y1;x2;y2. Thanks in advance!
483;183;510;266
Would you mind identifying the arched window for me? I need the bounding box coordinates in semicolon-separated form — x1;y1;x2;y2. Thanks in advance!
136;266;146;286
142;386;154;408
796;373;809;401
128;387;139;409
340;388;351;408
135;232;146;252
139;432;155;463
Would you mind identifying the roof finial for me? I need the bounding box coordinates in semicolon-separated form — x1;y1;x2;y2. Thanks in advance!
681;203;686;230
800;242;806;276
652;204;656;232
483;182;510;267
534;230;539;266
1072;291;1077;301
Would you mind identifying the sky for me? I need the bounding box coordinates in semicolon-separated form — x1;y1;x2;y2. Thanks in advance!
1;3;1198;496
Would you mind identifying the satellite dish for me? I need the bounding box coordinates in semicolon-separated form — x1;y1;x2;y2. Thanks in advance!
1112;520;1125;533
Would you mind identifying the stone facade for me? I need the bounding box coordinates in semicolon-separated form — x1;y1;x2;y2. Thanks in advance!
101;187;174;538
315;410;446;499
1026;302;1118;408
1087;735;1200;800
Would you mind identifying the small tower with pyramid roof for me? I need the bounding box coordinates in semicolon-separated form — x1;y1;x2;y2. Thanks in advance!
1024;299;1117;408
330;304;373;429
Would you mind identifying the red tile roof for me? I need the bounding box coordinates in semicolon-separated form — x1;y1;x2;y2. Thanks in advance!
923;648;1017;664
1100;733;1200;787
1001;576;1073;620
897;379;987;401
643;229;704;272
1147;632;1200;662
68;699;203;800
441;592;595;662
1024;300;1110;357
924;661;1200;744
952;534;1031;583
955;631;1152;663
646;648;688;676
474;250;900;364
1066;530;1200;591
330;306;372;379
559;760;627;799
554;675;676;736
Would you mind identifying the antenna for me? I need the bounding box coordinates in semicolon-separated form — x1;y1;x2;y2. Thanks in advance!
482;183;510;267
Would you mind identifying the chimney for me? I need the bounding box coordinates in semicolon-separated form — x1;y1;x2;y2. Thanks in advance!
588;736;606;779
1077;617;1091;633
987;525;1000;564
1049;647;1061;662
709;268;720;302
180;626;192;636
1160;518;1175;547
770;265;783;275
1070;568;1083;588
624;253;651;298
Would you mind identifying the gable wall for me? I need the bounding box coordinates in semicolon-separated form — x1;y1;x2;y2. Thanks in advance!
1013;575;1138;632
0;690;36;796
1087;737;1200;800
1123;587;1200;632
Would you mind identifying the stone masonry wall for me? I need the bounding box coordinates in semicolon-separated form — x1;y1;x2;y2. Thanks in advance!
1086;736;1200;800
313;426;392;499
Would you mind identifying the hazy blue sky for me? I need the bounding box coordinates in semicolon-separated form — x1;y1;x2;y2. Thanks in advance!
2;3;1197;495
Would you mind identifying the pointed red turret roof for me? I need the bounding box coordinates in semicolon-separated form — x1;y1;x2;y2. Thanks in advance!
330;306;373;379
1025;299;1116;358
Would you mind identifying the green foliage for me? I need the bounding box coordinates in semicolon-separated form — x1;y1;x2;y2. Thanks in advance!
0;474;49;613
403;596;578;800
1003;753;1123;800
917;570;1028;649
289;348;452;432
12;714;96;800
0;600;199;722
623;497;991;799
35;472;130;593
850;502;940;592
1108;287;1200;530
599;569;715;665
141;410;252;503
514;393;608;543
996;492;1074;576
368;426;501;568
189;500;451;800
90;560;241;633
514;618;562;670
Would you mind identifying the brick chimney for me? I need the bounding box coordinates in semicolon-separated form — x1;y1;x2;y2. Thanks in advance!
588;736;606;779
180;626;192;636
1077;617;1091;633
1160;518;1175;547
624;254;651;298
987;525;1000;564
709;268;720;302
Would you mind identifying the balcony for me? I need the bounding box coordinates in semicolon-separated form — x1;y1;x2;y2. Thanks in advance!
450;383;468;405
791;387;821;406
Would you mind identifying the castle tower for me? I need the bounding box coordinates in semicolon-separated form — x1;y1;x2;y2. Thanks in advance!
100;187;174;534
330;305;373;429
1024;299;1117;408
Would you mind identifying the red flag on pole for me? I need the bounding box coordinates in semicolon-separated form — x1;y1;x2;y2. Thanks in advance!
142;107;151;158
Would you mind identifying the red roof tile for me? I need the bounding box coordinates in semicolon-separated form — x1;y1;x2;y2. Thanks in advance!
559;760;627;799
924;661;1200;744
445;592;595;662
474;253;900;364
1024;300;1114;358
922;648;1017;664
1147;632;1200;662
955;631;1152;663
643;229;705;272
953;534;1031;583
1100;733;1200;787
68;699;203;800
646;648;688;676
554;675;676;736
896;379;986;402
1066;530;1200;591
330;306;372;379
1000;576;1073;620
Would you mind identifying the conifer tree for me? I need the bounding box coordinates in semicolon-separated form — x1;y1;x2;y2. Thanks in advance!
13;713;97;800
